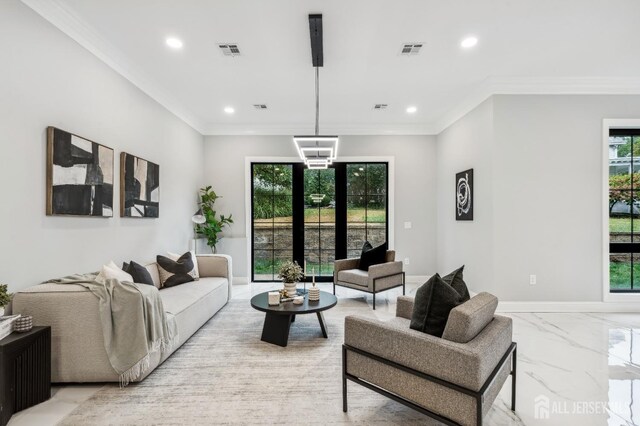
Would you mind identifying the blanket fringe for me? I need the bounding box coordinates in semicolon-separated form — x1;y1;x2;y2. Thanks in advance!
118;335;179;388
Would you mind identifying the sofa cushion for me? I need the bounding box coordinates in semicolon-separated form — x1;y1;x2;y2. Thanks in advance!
410;274;464;337
123;261;155;286
359;242;388;271
442;292;498;343
160;277;227;316
442;265;470;302
157;253;195;288
337;269;369;287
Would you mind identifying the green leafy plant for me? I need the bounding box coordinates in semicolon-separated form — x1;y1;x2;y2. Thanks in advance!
195;186;234;253
0;284;11;308
277;261;304;283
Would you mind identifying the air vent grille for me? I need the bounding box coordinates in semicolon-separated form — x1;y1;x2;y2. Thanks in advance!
400;43;423;56
253;104;268;110
374;104;388;110
218;43;241;57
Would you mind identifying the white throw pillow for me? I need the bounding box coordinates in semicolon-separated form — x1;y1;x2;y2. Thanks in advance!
96;261;133;284
167;250;200;280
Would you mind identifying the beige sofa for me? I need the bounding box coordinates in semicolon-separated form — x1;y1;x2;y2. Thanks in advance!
11;254;232;383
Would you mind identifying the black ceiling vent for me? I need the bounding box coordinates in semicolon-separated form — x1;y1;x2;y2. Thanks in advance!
308;14;323;67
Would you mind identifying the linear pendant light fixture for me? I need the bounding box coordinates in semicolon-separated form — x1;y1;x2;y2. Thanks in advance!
294;14;339;170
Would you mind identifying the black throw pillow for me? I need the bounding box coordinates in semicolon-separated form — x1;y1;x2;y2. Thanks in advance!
122;261;155;286
442;265;470;302
156;253;195;288
358;242;388;271
360;241;373;256
410;273;465;337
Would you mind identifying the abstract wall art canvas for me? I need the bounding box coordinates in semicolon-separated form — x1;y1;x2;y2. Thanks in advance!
120;153;160;218
46;127;114;217
455;168;473;221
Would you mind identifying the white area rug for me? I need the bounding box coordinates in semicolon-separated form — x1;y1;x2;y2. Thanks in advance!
60;297;517;425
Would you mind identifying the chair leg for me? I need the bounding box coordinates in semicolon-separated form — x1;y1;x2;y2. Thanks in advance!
333;282;336;295
372;293;376;310
512;345;517;411
342;346;348;412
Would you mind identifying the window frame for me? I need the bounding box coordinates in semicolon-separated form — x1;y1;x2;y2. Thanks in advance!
603;119;640;301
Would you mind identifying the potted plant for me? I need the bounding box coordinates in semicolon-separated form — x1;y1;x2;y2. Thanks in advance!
278;261;304;297
0;284;11;316
195;186;233;253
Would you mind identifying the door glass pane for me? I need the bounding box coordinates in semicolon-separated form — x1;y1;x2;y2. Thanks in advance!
346;164;388;257
252;164;293;281
304;168;335;277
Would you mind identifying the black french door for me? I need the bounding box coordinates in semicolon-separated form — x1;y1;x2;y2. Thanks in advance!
251;162;388;282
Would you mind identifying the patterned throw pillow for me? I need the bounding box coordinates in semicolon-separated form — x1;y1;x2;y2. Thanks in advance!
167;250;199;280
157;253;195;288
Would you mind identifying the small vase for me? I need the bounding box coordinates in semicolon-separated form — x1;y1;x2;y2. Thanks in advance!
283;282;297;297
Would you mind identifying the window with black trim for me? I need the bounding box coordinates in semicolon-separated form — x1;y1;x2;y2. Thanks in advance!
609;129;640;292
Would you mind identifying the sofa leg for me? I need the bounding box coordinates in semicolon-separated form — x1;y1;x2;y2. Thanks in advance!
476;394;483;426
511;345;517;411
342;346;348;412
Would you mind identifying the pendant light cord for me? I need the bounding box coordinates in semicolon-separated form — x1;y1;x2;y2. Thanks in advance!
315;66;320;136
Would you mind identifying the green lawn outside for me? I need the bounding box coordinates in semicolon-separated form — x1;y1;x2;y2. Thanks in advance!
610;261;640;289
610;217;640;233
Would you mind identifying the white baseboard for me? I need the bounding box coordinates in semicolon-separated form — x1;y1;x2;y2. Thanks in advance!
233;277;249;285
406;275;429;284
497;301;640;313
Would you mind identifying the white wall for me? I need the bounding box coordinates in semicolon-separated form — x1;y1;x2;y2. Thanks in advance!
0;1;204;292
492;95;640;302
203;135;437;279
437;94;640;302
436;98;495;294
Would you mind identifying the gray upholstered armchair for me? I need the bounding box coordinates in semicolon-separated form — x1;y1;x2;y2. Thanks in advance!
333;250;404;309
342;293;517;426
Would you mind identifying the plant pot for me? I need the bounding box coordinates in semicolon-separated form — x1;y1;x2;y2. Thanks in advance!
283;282;297;297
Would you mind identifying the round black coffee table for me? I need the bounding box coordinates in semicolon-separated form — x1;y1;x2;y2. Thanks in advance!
250;290;338;347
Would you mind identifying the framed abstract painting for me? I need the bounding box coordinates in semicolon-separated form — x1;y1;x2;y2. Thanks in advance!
455;168;473;221
46;127;114;217
120;152;160;218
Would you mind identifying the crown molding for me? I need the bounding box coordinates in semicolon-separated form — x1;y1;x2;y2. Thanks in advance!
201;122;438;136
19;0;640;137
20;0;207;134
434;76;640;134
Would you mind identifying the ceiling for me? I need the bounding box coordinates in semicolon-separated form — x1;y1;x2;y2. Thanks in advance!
22;0;640;135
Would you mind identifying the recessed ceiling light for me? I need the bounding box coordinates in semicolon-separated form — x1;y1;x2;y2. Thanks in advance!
460;36;478;49
165;37;183;49
406;106;417;114
224;106;235;114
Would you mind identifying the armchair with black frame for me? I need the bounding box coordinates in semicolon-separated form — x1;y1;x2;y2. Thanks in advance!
333;250;405;310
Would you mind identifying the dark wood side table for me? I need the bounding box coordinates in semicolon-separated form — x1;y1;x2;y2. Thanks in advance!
0;326;51;426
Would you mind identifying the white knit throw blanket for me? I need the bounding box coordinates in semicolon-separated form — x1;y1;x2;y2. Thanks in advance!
45;273;178;387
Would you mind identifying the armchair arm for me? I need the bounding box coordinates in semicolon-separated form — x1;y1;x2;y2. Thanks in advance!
197;254;233;297
396;296;415;320
344;314;512;392
334;257;360;275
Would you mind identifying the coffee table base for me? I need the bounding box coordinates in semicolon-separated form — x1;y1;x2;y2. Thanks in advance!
260;312;329;347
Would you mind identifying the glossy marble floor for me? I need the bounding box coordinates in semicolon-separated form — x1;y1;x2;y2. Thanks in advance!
8;281;640;426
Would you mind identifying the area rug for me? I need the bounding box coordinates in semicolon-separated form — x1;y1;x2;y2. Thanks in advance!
60;297;515;425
